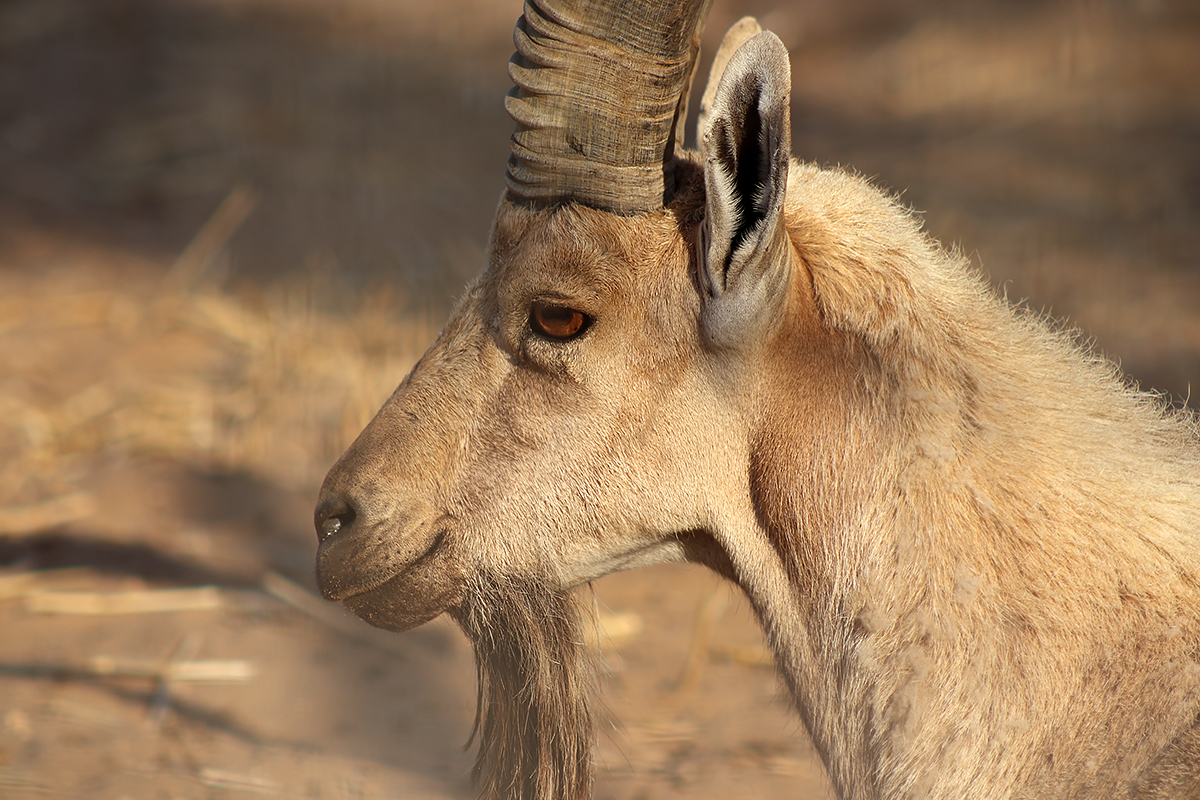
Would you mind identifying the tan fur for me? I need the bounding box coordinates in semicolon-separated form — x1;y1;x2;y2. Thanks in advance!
316;124;1200;800
317;151;1200;798
752;159;1200;799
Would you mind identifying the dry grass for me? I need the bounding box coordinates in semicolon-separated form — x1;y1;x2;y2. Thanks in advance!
0;241;439;513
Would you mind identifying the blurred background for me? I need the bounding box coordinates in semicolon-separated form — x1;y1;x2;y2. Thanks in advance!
0;0;1196;797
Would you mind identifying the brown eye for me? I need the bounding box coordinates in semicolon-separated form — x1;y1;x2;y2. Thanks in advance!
530;301;589;340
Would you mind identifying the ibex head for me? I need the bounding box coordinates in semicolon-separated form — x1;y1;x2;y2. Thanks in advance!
312;0;1200;797
316;1;837;796
316;2;810;622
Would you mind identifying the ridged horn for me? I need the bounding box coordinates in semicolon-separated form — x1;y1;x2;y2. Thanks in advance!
504;0;714;214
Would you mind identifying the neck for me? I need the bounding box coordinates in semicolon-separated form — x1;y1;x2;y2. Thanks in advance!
732;332;1200;800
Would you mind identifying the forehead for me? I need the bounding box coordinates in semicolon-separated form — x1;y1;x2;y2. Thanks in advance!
488;199;693;303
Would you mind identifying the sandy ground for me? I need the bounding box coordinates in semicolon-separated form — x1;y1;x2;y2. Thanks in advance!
0;0;1198;798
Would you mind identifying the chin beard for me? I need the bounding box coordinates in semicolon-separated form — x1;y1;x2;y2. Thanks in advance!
450;571;598;800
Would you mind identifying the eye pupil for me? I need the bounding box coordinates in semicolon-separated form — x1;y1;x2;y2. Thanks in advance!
531;301;587;340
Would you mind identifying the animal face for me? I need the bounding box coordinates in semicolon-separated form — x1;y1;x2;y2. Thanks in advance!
314;13;810;634
316;178;767;630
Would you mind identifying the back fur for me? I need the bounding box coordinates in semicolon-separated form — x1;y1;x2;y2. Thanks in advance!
751;158;1200;799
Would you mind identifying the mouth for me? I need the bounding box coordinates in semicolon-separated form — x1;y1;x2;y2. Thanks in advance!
316;523;465;633
340;555;465;633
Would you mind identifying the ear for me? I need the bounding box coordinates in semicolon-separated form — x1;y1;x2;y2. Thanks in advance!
698;30;793;349
696;17;762;138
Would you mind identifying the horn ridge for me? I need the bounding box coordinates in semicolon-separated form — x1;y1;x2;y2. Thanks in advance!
504;0;713;214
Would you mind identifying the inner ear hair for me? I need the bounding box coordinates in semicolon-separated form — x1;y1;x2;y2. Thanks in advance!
698;30;793;348
727;84;768;264
702;30;792;283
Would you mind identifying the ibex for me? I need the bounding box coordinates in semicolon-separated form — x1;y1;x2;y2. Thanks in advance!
314;0;1200;797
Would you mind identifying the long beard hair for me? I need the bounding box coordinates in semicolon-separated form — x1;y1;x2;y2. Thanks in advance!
451;571;597;800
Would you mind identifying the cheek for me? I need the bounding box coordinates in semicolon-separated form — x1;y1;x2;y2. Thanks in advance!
444;338;697;523
448;387;620;529
448;379;592;512
491;362;608;448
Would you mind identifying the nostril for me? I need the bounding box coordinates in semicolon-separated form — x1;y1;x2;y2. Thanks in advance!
315;497;357;543
318;514;344;542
